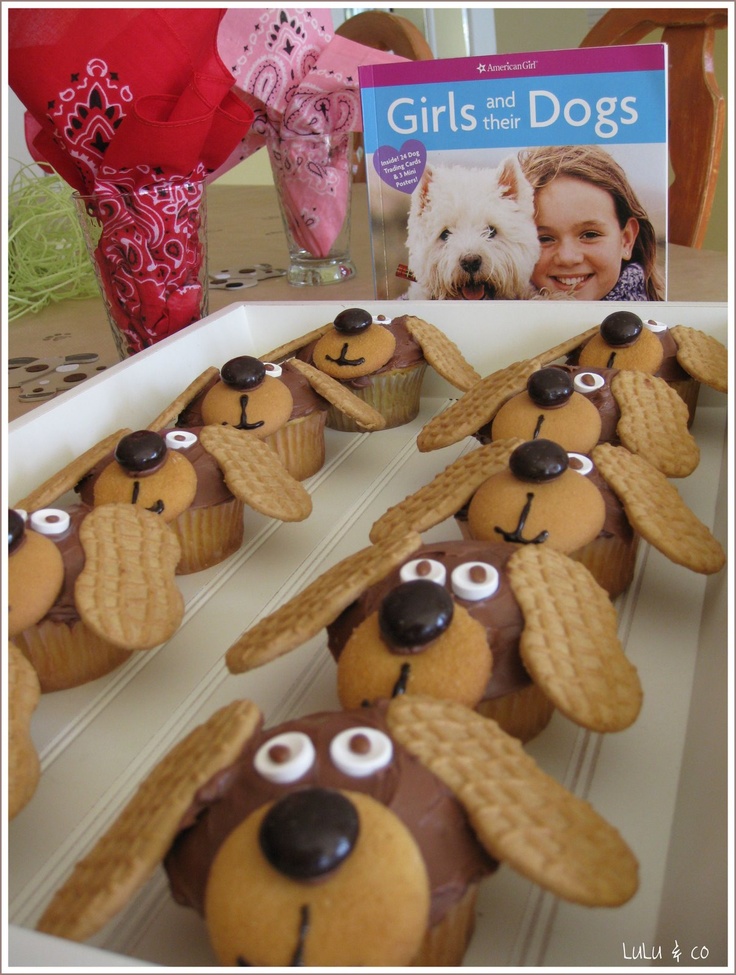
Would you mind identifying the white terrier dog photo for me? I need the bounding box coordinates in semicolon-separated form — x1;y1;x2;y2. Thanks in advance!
403;155;540;300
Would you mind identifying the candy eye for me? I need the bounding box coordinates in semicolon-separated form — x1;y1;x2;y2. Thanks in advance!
165;430;198;450
573;371;606;393
399;557;447;586
29;508;70;536
567;452;594;476
330;727;393;777
264;362;283;378
451;561;499;601
644;318;669;333
254;732;316;784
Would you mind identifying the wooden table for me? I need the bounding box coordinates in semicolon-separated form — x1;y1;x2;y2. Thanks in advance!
7;183;728;421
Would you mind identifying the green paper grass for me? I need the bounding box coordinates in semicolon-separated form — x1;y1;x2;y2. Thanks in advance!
8;162;100;322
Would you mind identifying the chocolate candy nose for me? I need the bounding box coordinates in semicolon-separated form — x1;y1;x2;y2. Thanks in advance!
510;439;569;482
115;430;167;473
333;307;372;335
220;355;266;390
600;310;643;347
259;788;359;880
379;578;454;649
527;367;574;407
8;509;25;552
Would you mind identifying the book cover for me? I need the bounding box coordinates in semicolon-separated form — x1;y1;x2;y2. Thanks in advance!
359;44;668;302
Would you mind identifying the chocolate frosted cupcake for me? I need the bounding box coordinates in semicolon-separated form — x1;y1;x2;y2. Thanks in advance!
328;540;553;741
164;702;495;966
568;310;700;423
459;439;636;599
181;355;331;481
76;428;243;575
8;505;135;691
37;697;639;963
296;308;428;431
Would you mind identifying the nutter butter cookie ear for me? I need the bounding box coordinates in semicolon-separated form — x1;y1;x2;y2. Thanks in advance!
288;358;386;431
9;641;41;819
417;358;544;452
36;700;263;943
592;443;725;575
369;440;523;544
199;425;312;522
74;505;184;650
402;315;481;392
385;695;639;906
610;370;699;477
670;324;728;392
226;531;423;674
507;546;642;732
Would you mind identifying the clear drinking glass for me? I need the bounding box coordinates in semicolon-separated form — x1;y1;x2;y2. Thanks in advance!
73;176;208;358
267;131;357;287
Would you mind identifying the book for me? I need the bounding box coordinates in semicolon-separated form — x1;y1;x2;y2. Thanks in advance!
358;44;668;302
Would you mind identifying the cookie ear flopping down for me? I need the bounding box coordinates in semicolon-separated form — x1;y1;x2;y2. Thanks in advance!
386;694;639;907
610;370;699;478
35;700;264;943
592;443;725;575
225;531;424;674
506;545;642;733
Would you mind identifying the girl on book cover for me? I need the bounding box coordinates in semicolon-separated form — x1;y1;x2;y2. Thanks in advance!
519;145;664;301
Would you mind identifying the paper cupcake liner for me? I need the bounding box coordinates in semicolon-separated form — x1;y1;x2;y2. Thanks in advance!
265;411;327;481
571;531;640;600
476;683;555;743
411;883;479;967
326;363;428;432
666;377;700;427
172;498;244;575
13;619;134;693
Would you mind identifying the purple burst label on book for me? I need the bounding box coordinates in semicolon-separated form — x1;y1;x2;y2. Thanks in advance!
373;140;427;192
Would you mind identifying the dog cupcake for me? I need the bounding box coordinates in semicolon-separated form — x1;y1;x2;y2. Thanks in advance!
417;348;701;480
37;696;638;966
224;532;642;743
175;355;387;480
566;310;728;425
294;308;480;431
76;425;311;575
369;438;725;600
8;493;183;692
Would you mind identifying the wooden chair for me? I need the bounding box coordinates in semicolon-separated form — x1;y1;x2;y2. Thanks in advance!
336;11;434;181
581;7;727;249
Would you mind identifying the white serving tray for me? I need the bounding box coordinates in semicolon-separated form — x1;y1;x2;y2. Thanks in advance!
5;301;731;970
